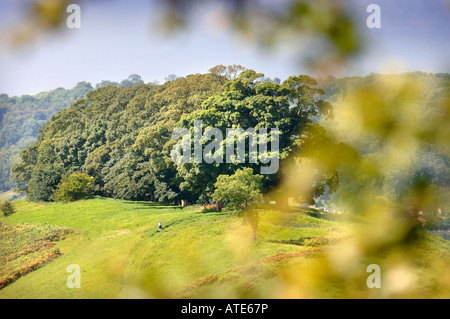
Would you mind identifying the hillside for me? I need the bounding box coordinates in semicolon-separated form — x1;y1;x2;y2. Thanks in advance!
0;74;150;194
0;82;94;192
0;197;448;298
0;197;343;298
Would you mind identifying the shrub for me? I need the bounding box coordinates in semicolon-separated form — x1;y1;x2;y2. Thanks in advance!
53;172;95;202
212;168;263;212
1;201;15;217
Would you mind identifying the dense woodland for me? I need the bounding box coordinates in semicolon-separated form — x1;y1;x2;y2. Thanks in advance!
0;75;152;193
3;68;449;210
10;67;336;204
0;82;93;192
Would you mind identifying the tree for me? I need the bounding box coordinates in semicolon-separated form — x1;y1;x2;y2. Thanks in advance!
53;172;95;202
208;64;247;80
164;74;179;82
121;74;144;87
173;69;331;203
1;201;15;217
95;80;120;88
212;167;263;240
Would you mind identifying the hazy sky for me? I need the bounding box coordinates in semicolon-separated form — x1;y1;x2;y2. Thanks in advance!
0;0;449;96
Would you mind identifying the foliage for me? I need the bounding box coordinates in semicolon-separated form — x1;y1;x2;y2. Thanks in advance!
0;82;93;192
213;168;263;211
53;172;94;202
0;222;72;289
12;67;337;205
317;72;450;212
0;75;152;194
0;201;15;217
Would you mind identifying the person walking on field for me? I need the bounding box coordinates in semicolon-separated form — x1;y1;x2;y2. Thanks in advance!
158;221;162;232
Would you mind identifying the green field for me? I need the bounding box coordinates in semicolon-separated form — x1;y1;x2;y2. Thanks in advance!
0;198;448;299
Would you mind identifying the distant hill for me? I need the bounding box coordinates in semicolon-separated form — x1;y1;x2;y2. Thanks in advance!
0;82;94;192
0;74;150;193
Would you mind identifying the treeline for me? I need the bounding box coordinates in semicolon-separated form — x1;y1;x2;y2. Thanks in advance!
0;74;167;193
8;69;449;210
12;66;339;204
0;82;93;192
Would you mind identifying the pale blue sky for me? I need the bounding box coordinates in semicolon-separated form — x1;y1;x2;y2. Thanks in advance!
0;0;448;96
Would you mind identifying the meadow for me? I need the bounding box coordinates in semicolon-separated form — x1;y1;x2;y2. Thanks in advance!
0;197;448;298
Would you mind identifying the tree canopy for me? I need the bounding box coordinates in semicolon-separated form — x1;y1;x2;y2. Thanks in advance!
12;67;336;205
53;172;94;202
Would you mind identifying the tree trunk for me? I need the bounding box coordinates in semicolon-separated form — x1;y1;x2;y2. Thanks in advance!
215;202;225;211
276;196;290;211
250;219;258;241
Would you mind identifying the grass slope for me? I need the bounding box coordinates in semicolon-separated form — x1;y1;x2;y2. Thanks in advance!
0;198;340;298
0;223;72;288
0;197;448;298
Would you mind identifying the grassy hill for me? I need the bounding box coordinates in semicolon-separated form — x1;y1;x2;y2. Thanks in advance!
0;198;448;298
0;198;343;298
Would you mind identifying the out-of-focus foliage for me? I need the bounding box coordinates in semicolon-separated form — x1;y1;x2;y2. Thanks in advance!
264;72;450;298
318;72;450;212
2;0;361;69
155;0;361;68
2;0;72;48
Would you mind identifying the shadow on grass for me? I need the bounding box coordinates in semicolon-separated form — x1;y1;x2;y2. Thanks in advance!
268;236;337;247
288;207;345;222
199;209;224;215
123;201;183;210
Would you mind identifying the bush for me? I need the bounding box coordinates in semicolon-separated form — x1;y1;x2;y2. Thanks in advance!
212;168;263;212
53;172;95;202
1;201;15;217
